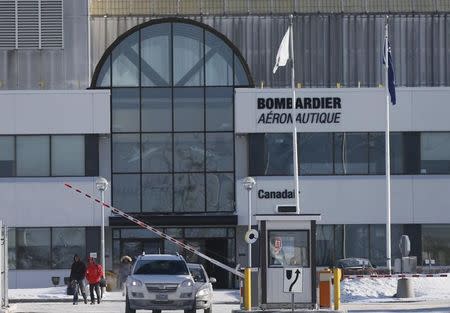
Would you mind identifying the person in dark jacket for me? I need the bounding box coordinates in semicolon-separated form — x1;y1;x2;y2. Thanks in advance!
69;254;87;305
86;257;103;304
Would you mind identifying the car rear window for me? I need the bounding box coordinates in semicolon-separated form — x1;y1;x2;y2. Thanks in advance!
134;260;189;275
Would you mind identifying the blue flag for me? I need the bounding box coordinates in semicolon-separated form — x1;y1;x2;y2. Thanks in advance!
383;43;396;105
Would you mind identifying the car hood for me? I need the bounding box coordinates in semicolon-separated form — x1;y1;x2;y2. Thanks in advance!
131;274;192;284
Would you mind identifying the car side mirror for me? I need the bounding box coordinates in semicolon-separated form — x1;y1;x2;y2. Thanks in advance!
209;277;217;284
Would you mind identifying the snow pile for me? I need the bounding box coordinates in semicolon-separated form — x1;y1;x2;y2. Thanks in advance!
341;276;450;303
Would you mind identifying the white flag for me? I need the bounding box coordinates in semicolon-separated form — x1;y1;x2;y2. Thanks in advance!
272;26;291;74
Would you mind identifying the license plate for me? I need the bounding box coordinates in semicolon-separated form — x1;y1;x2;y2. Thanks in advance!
156;294;168;301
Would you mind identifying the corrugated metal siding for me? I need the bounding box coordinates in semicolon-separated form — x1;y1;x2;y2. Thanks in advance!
90;14;450;88
0;0;88;90
89;0;450;16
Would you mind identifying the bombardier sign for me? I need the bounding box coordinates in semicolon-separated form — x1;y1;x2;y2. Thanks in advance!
257;97;342;125
235;88;385;133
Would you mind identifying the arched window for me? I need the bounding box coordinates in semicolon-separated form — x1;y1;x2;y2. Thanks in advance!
91;19;252;214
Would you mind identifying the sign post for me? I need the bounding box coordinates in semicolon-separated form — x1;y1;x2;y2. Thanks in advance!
283;267;303;312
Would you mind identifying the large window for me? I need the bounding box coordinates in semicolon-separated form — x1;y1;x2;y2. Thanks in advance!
250;132;450;176
94;20;252;214
16;228;51;269
0;135;97;177
10;227;88;270
268;230;309;267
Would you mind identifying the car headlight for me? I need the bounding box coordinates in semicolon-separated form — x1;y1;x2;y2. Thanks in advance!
196;288;209;297
129;279;143;287
180;279;194;287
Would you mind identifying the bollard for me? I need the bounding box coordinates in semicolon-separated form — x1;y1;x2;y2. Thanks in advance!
244;267;252;310
333;268;341;310
319;269;332;308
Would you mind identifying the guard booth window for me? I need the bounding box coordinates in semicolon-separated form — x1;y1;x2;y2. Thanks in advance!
268;230;309;267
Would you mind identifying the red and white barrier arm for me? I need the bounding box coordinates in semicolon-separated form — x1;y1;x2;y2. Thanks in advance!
343;273;448;279
64;183;244;279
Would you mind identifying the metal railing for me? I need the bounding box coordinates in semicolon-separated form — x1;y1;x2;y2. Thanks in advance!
89;0;450;16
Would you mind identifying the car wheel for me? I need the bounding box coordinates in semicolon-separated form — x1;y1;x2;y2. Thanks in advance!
125;295;136;313
204;304;212;313
184;308;196;313
153;310;162;313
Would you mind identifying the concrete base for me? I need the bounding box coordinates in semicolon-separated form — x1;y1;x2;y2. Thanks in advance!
395;278;415;298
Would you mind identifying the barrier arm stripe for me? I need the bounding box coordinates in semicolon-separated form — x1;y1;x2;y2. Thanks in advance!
64;183;244;279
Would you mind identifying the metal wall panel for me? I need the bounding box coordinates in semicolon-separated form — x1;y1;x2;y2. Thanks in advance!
90;14;450;88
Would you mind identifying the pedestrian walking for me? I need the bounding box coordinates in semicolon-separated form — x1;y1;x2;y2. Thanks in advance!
85;257;103;304
118;255;132;294
69;254;88;305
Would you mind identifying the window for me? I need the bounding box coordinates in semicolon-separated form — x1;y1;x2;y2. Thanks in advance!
205;87;233;131
174;173;205;212
205;31;233;86
268;230;309;267
422;225;450;266
206;173;234;212
142;174;172;213
206;133;233;172
0;135;96;177
420;133;450;174
93;21;252;214
16;228;51;269
0;136;15;176
141;88;172;132
8;228;16;269
113;174;140;212
174;133;204;172
51;136;84;176
112;32;139;87
141;23;172;86
112;134;140;172
300;133;333;174
112;89;140;132
316;225;334;266
173;23;204;86
52;228;85;269
173;88;204;132
17;136;50;176
334;133;369;174
344;225;369;259
142;134;172;173
369;133;385;174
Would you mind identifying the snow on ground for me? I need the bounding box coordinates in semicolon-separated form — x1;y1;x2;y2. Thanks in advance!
341;275;450;303
7;275;450;304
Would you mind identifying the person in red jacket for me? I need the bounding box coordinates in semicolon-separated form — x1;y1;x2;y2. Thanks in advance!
85;257;103;304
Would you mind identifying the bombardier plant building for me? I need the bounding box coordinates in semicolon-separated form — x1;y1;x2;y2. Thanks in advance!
0;0;449;288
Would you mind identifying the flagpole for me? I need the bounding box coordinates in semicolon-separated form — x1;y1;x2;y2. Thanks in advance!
384;16;392;274
290;14;300;214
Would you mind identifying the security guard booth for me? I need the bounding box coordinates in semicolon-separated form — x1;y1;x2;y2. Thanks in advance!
256;214;320;309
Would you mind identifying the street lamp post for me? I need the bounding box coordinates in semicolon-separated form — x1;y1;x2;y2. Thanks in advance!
242;176;256;311
95;177;109;277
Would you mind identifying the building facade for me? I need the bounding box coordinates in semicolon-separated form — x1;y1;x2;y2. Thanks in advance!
0;0;449;288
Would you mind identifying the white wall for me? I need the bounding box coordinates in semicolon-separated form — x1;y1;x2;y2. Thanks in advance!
236;176;450;226
8;269;70;289
235;87;450;133
0;177;111;227
0;90;110;134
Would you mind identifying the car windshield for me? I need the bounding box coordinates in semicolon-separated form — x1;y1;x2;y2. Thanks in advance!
189;267;206;282
133;260;189;275
338;259;371;268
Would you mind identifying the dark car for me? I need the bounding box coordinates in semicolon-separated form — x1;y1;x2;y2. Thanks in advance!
335;258;376;276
